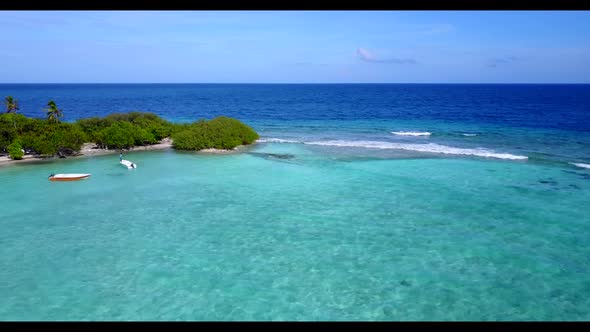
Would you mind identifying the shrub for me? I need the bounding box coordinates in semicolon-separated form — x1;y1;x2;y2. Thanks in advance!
76;117;110;142
135;127;158;145
0;120;16;152
96;121;137;150
56;123;86;152
0;113;30;152
2;111;258;156
7;140;24;160
172;116;259;151
78;112;172;146
18;122;86;156
171;126;209;151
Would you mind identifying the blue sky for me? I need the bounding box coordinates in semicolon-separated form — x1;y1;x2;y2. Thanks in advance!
0;11;589;83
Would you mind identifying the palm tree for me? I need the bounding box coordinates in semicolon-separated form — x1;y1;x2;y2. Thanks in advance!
4;96;19;114
45;100;63;123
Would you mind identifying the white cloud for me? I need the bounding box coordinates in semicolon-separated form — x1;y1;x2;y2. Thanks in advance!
356;48;416;64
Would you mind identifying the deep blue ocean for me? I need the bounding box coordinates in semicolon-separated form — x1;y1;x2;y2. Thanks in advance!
2;84;589;164
1;84;590;320
2;84;589;129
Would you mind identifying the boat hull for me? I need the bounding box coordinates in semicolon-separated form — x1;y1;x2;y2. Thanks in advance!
49;174;91;181
120;160;137;169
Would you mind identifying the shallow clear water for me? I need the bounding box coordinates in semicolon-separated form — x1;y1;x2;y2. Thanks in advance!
1;145;589;320
1;84;590;320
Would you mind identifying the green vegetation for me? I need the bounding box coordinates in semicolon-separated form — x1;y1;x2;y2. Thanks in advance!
1;97;259;159
172;116;259;151
45;101;63;123
0;113;27;152
4;96;20;129
0;111;169;156
4;96;19;114
78;112;174;149
20;122;86;156
7;139;23;160
1;114;86;157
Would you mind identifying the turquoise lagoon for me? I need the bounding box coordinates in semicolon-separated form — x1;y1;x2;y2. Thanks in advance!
1;142;589;320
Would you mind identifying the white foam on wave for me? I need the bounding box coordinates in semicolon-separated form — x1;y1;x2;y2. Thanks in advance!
256;138;301;144
305;140;528;160
570;162;590;170
462;133;478;137
391;131;432;136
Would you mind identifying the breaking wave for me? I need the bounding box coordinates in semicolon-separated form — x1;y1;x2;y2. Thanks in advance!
256;137;528;160
304;140;528;160
257;138;301;143
391;131;432;136
570;162;590;169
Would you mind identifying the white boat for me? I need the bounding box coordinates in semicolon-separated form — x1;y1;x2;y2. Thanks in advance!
120;159;137;169
48;173;91;181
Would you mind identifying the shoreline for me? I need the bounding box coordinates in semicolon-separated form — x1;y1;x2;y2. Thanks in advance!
0;138;248;167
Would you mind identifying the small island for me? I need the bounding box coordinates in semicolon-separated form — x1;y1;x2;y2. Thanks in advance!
1;97;259;164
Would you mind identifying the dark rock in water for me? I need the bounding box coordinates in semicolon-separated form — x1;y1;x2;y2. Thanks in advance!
562;170;580;175
507;185;530;193
382;305;394;317
269;154;295;159
57;147;78;157
568;184;581;190
400;280;412;287
248;152;295;160
562;170;590;180
539;179;558;185
549;289;564;299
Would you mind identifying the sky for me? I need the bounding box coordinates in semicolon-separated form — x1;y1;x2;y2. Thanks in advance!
0;11;589;83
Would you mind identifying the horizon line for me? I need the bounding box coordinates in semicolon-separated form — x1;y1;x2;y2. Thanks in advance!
1;82;590;85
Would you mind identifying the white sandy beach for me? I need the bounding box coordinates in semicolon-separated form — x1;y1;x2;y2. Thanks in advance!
0;137;249;167
77;137;174;157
